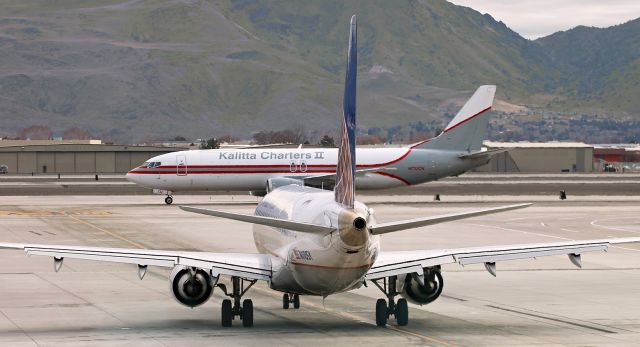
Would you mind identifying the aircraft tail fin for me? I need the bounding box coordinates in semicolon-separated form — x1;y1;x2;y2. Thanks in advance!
414;85;496;152
334;15;357;209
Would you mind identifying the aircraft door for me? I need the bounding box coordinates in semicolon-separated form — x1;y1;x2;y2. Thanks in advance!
176;155;187;176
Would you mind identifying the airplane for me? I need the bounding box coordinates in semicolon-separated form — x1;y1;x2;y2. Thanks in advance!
2;16;640;329
127;85;500;205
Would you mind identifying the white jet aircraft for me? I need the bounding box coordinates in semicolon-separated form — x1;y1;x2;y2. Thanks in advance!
127;82;500;205
2;16;640;328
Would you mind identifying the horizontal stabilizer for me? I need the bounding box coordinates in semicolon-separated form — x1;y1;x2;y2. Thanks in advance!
369;203;531;235
180;206;336;234
459;148;509;159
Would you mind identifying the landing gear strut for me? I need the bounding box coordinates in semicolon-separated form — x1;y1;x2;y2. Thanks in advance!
217;276;257;327
371;275;408;327
282;293;300;309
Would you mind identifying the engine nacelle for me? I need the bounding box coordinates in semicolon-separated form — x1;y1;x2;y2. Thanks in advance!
399;269;444;305
170;266;214;307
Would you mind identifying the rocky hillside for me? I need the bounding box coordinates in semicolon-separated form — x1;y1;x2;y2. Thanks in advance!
0;0;637;143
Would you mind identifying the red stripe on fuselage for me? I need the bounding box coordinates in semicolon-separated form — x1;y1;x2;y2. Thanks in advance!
374;171;411;185
443;107;491;133
128;170;338;175
128;148;417;174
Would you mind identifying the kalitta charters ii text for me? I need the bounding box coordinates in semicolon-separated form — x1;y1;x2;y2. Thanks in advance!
218;151;326;160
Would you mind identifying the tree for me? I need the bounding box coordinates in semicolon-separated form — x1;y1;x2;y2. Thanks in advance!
200;138;220;149
218;134;238;143
319;135;335;147
173;136;186;141
17;125;52;140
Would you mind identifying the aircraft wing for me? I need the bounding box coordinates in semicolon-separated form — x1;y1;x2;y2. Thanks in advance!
0;243;272;281
299;167;392;189
366;237;640;280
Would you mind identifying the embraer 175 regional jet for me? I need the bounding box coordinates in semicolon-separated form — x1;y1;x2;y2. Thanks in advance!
2;16;640;328
127;75;499;205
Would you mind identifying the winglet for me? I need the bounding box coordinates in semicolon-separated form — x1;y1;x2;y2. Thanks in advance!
334;14;358;209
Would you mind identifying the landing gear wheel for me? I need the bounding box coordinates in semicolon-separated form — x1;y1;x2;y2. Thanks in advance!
292;294;300;309
221;299;233;327
165;196;173;205
283;294;290;309
242;299;253;327
375;299;388;327
396;298;408;326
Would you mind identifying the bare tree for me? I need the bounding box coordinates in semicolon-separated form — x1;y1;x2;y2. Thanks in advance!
17;125;52;140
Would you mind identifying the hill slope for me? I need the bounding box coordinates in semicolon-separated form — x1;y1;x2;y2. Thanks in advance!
536;18;640;113
0;0;637;142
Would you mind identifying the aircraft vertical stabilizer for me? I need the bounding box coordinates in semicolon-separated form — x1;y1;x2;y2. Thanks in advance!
334;15;358;209
415;85;496;152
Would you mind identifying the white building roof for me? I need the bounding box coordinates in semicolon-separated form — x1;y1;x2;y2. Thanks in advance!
484;141;592;148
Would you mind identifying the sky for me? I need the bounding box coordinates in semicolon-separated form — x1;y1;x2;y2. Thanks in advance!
448;0;640;39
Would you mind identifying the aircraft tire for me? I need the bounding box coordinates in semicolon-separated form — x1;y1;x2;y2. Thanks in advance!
242;299;254;327
282;294;290;309
221;299;233;327
293;294;300;309
375;299;388;327
396;298;408;326
165;196;173;205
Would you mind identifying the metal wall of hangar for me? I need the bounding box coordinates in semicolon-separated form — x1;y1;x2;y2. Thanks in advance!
0;144;180;174
475;142;594;173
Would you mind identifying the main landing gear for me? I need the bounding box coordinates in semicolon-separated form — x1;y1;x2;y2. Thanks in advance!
371;275;408;327
217;276;257;327
282;293;300;309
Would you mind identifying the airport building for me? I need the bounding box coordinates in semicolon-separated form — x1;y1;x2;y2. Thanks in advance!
478;141;594;173
0;140;179;174
2;140;635;175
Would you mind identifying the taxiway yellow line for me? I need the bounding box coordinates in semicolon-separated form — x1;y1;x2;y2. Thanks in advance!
253;286;457;347
64;213;148;249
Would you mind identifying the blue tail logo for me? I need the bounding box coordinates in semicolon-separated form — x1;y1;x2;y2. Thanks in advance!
334;15;357;209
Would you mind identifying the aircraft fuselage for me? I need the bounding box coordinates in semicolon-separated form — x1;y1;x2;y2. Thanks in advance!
126;147;486;192
253;184;380;295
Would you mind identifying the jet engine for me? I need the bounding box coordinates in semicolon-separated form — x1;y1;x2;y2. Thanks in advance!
170;266;214;307
399;269;444;305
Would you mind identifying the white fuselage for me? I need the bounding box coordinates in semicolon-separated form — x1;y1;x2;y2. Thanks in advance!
126;147;482;192
252;185;380;295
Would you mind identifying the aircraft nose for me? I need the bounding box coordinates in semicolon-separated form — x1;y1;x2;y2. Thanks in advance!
125;169;138;183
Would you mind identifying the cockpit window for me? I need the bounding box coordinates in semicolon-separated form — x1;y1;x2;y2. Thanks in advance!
143;161;161;168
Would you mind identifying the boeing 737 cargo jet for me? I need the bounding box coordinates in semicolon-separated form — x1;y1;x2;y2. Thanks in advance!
127;82;499;204
2;16;639;328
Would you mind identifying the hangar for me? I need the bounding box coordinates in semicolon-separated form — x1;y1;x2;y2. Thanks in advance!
478;141;594;173
0;140;179;174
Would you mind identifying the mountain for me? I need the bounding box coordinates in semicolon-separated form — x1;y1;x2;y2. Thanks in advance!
0;0;637;143
536;18;640;113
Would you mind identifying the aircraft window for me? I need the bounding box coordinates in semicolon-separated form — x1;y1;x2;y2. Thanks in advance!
143;162;161;168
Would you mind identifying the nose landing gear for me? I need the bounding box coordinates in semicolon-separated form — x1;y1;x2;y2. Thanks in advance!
164;195;173;205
